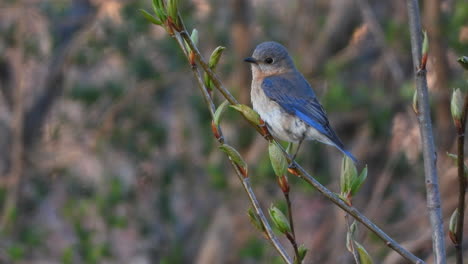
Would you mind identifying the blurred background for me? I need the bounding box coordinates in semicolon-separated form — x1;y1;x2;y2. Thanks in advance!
0;0;467;263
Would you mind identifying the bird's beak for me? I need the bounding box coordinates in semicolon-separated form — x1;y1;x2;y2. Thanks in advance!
244;57;258;64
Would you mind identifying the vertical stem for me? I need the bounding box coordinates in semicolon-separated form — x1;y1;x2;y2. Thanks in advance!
406;0;446;263
455;94;468;264
284;192;300;262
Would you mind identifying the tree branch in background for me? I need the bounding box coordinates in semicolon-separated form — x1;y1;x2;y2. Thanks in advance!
455;93;468;264
406;0;446;263
23;0;97;147
355;0;403;84
449;58;468;264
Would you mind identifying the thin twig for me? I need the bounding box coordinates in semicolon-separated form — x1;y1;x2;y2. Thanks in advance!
406;0;446;263
345;215;361;264
287;158;425;264
171;31;293;264
284;192;300;262
455;94;468;264
179;28;425;264
355;0;403;84
0;27;25;230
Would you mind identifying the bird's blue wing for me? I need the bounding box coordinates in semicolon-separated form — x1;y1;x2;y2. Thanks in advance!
261;73;357;163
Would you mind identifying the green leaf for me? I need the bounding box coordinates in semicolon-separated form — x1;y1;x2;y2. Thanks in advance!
350;166;367;196
139;9;162;25
168;0;179;21
152;0;167;21
204;46;226;90
449;208;459;235
340;156;357;195
209;46;226;69
422;30;429;55
298;244;308;262
268;142;287;177
190;29;199;47
268;205;291;234
230;104;261;125
346;221;357;252
214;100;230;126
355;242;373;264
457;56;468;70
451;88;464;121
247;208;264;232
219;144;247;174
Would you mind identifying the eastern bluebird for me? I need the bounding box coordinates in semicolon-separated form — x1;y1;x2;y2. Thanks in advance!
244;41;357;163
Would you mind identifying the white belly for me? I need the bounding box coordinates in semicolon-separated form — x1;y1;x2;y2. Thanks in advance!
250;80;333;145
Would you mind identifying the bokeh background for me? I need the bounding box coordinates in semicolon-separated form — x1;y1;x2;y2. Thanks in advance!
0;0;467;263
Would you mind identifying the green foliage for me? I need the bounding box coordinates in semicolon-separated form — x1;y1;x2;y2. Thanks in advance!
268;141;287;177
239;238;265;260
268;205;291;234
207;163;227;189
7;244;25;261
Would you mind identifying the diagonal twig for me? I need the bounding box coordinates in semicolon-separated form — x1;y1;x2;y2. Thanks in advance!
179;26;425;264
172;31;293;264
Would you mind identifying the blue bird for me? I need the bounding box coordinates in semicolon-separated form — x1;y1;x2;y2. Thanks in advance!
244;41;357;163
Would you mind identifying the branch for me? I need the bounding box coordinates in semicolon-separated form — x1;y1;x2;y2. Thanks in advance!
455;93;468;264
180;28;425;264
171;31;293;264
406;1;446;263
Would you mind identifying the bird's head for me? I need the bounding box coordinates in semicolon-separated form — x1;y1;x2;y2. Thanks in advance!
244;41;296;76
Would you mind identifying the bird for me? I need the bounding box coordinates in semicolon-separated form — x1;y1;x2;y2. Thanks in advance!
244;41;357;163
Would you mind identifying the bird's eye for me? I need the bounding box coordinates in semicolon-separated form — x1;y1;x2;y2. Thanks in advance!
264;57;273;64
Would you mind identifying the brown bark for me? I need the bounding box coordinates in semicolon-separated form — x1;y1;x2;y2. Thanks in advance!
230;0;252;104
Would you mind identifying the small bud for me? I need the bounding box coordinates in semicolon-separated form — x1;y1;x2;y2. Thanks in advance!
287;167;300;176
219;144;248;177
214;100;230;126
422;31;429;56
248;208;265;233
341;157;367;198
139;9;163;25
211;120;222;141
451;88;464;125
268;142;287;177
457;56;468;70
203;72;212;91
412;90;419;115
340;156;358;195
277;175;290;194
346;221;358;253
298;244;308;262
269;205;291;234
203;47;225;91
449;209;459;244
209;46;226;69
420;31;429;70
259;119;272;139
446;152;468;177
190;29;199;47
230;104;261;125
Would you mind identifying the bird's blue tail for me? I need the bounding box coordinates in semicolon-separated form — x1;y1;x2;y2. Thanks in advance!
339;148;358;165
